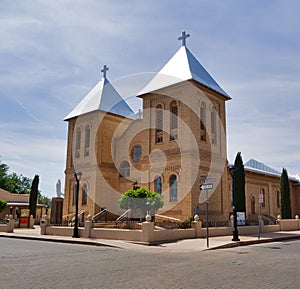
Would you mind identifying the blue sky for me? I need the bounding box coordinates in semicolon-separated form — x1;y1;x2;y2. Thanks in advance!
1;0;300;197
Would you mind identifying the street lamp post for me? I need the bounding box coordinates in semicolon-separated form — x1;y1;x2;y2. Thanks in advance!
228;164;240;242
73;171;82;238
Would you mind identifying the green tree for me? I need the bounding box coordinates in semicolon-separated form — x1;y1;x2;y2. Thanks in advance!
38;192;51;205
0;160;32;194
118;187;164;218
5;173;32;194
0;162;9;190
0;199;7;213
280;168;292;219
1;160;51;206
234;152;246;213
29;175;39;217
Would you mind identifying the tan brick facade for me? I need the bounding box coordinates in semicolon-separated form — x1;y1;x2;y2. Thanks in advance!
63;79;233;221
63;60;300;223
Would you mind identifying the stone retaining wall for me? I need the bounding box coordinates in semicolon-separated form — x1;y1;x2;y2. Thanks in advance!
278;219;300;231
0;216;14;233
39;215;300;244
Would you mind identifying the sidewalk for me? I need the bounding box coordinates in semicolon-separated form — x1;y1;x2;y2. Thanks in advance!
1;227;300;253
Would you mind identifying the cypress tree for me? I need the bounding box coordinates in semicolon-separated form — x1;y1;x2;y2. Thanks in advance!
234;152;246;213
280;168;292;219
29;175;39;218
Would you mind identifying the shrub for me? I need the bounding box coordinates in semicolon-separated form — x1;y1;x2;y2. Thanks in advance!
0;199;7;213
118;187;164;218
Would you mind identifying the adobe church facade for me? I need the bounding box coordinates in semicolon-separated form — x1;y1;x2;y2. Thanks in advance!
63;32;300;222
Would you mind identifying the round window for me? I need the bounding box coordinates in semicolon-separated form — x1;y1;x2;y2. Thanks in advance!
132;145;142;162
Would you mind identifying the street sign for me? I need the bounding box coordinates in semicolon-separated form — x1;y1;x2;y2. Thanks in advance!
200;183;213;190
259;193;264;204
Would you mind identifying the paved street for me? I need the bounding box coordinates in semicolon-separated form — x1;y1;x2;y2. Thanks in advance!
1;237;300;288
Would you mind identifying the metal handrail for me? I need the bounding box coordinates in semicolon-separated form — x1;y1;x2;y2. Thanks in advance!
155;214;181;222
92;209;108;222
62;212;75;219
62;210;86;221
116;209;131;222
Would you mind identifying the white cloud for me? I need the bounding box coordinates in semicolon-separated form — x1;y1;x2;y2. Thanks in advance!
1;0;300;198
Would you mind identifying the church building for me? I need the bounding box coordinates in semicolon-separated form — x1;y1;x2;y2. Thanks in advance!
63;32;300;223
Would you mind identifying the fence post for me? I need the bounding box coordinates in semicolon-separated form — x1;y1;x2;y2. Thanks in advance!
29;215;35;229
7;215;14;233
84;215;93;238
295;215;299;230
192;215;202;238
276;215;281;230
142;215;154;244
40;215;48;235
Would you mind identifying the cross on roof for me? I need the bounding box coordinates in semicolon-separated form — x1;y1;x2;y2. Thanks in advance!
101;64;109;78
178;31;190;47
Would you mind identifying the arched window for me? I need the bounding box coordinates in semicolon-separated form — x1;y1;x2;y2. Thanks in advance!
276;191;280;208
156;105;163;143
170;101;178;140
82;183;88;205
211;108;216;144
170;175;178;202
119;161;130;178
261;189;265;208
251;196;255;214
84;126;90;156
200;102;206;142
132;145;142;162
75;128;81;158
155;176;162;195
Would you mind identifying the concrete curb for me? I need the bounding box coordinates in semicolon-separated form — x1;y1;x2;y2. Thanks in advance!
1;232;300;251
0;234;121;249
207;235;300;250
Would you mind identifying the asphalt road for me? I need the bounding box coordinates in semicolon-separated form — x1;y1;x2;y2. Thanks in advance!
1;237;300;288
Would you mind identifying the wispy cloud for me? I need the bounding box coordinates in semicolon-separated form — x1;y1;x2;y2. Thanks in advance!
17;100;40;122
1;0;300;196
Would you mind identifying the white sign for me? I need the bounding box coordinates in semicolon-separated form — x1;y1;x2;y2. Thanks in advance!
237;212;246;226
200;183;213;190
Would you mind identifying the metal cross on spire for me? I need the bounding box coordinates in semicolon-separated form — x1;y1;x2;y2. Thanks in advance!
101;64;109;78
178;31;190;47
